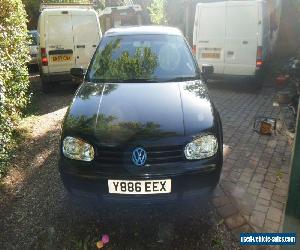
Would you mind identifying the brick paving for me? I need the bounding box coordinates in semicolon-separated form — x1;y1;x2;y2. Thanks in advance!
208;83;292;239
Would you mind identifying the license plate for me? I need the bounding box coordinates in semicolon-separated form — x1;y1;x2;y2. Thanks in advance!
202;52;220;59
108;179;171;194
51;55;72;62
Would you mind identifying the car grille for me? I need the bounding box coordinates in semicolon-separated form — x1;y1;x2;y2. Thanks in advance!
95;145;185;166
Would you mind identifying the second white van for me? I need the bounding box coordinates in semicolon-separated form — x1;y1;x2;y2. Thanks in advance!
193;0;281;85
37;4;102;92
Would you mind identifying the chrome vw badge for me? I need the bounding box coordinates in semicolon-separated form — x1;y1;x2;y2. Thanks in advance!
132;147;147;166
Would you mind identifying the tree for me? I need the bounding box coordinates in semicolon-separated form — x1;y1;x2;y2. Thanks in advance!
23;0;41;29
148;0;167;25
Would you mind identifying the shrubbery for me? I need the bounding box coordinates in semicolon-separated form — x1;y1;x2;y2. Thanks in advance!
0;0;30;177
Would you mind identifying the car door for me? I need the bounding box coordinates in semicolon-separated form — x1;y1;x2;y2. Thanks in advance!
224;2;258;76
196;3;226;74
46;12;75;73
72;12;101;69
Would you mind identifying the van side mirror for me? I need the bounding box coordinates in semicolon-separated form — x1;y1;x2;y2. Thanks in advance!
70;68;84;80
202;64;214;76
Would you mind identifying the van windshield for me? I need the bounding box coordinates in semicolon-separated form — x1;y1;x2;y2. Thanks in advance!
86;34;199;83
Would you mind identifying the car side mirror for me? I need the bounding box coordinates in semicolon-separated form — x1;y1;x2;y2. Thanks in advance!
70;67;84;80
202;64;214;76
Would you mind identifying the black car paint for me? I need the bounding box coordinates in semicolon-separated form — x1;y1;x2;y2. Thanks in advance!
63;81;216;141
59;80;223;200
59;27;223;203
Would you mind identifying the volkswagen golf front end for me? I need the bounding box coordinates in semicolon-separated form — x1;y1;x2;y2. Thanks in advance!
59;26;223;203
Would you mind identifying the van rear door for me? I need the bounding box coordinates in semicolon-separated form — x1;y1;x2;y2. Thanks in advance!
46;12;75;73
224;1;258;75
195;3;226;74
72;12;101;69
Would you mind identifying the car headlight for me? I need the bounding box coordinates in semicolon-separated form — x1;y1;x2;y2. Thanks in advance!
184;134;218;160
62;136;94;162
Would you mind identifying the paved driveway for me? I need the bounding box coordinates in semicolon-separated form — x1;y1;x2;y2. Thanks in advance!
208;81;292;239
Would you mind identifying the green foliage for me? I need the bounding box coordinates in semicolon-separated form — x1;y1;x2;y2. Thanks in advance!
0;0;30;178
148;0;167;25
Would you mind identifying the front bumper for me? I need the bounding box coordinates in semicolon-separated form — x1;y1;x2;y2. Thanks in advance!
59;159;222;204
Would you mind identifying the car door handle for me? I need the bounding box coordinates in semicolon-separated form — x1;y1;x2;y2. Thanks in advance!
227;51;234;56
242;40;248;45
76;45;85;48
92;45;97;47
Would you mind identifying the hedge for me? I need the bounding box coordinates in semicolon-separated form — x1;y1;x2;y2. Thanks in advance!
0;0;30;178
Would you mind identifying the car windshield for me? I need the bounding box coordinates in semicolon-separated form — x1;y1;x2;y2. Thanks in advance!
86;34;199;83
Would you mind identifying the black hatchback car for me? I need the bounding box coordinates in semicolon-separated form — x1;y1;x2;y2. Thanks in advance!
59;26;223;203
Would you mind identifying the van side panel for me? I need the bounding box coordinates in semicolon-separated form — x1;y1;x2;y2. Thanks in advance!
259;1;270;61
46;13;76;74
224;1;258;75
195;3;226;74
72;12;101;69
38;14;49;74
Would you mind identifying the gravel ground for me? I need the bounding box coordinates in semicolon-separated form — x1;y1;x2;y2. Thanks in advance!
0;74;239;250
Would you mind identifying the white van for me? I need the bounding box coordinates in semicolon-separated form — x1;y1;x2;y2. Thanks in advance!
193;0;281;84
37;4;102;92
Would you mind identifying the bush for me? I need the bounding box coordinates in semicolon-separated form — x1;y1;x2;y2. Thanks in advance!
0;0;30;178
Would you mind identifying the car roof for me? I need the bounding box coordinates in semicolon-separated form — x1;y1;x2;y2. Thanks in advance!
105;26;183;37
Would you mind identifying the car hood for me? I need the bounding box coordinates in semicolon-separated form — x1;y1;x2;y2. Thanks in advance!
63;81;215;145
